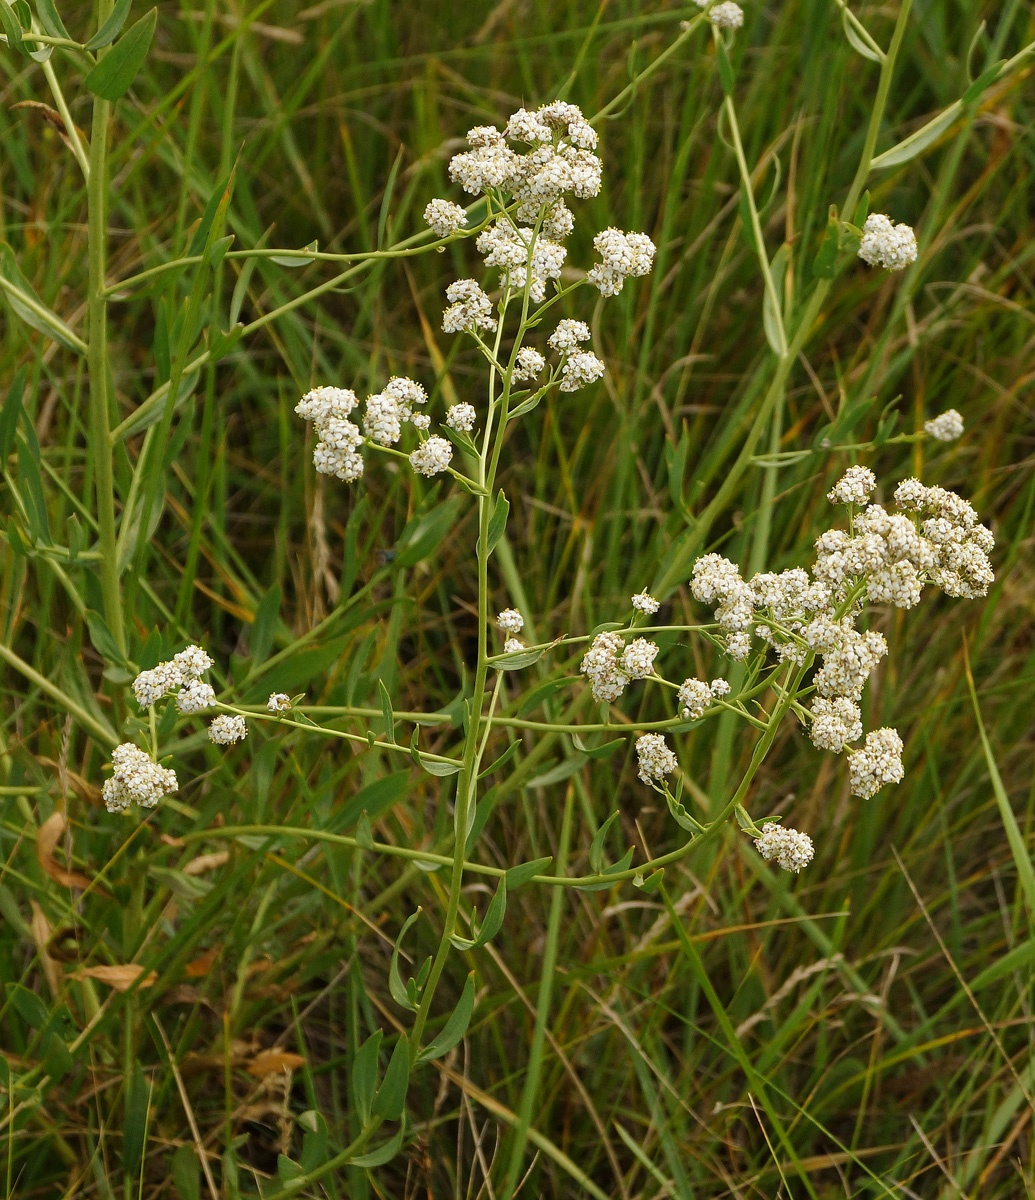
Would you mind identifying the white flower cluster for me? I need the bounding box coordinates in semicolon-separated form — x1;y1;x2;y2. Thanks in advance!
858;213;918;271
133;645;215;713
410;436;453;477
587;228;657;296
754;824;815;873
631;590;660;615
445;403;477;433
295;386;364;482
689;474;993;798
677;677;729;721
209;714;247;745
579;630;664;702
424;198;468;238
496;609;524;634
513;348;545;381
103;743;178;814
362;377;428;446
636;733;678;785
267;693;291;713
924;409;964;442
443;279;497;334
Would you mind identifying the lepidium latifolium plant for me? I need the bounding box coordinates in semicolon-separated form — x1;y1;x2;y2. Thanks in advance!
3;0;1033;1193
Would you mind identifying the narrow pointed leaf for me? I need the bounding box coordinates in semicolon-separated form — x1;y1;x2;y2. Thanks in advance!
417;972;476;1063
83;7;156;101
85;0;132;50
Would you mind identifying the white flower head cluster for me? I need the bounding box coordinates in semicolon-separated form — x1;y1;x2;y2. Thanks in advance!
636;733;678;785
103;743;178;814
513;348;545;382
496;608;524;634
689;475;993;799
621;638;659;679
754;824;814;873
828;465;876;506
847;728;905;799
858;213;918;271
677;677;715;721
133;645;214;713
409;436;453;477
704;1;744;28
587;228;657;296
580;631;630;702
445;403;477;433
476;224;567;304
631;590;660;615
209;713;247;745
443;279;497;334
424;198;468;238
559;351;605;393
267;692;291;713
295;386;364;482
547;319;590;354
503;638;524;654
924;409;964;442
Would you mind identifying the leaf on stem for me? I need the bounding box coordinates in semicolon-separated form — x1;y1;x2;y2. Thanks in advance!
416;973;476;1063
83;7;156;101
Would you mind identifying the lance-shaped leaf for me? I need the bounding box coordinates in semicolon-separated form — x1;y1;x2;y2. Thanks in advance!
83;7;156;101
350;1121;407;1168
450;876;507;951
388;909;421;1012
0;245;86;353
416;973;476;1063
85;0;132;50
350;1030;382;1123
371;1033;409;1121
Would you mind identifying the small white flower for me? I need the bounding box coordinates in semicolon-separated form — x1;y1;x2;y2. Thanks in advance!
631;590;660;615
559;351;605;392
754;824;814;873
175;680;216;715
503;638;524;654
513;347;546;382
858;213;918;271
209;714;247;745
580;631;629;702
295;386;358;423
726;631;752;661
132;661;183;709
710;678;731;697
636;733;678;784
677;678;713;721
267;693;291;713
828;466;877;506
445;403;477;433
363;392;403;446
443;279;497;334
924;410;964;442
424;198;468;238
547;319;591;353
409;436;453;477
847;727;904;798
496;609;524;634
103;743;178;813
621;638;658;680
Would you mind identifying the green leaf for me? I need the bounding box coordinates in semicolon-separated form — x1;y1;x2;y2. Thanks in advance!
6;983;49;1028
249;585;280;666
493;646;545;670
417;972;476;1063
505;857;551;889
335;769;409;830
871;100;961;169
571;733;624;760
389;910;421;1012
85;610;125;666
270;240;318;268
355;811;374;849
484;489;509;557
515;677;569;717
83;7;156;101
665;787;699;833
378;678;395;743
16;437;50;543
634;868;665;893
0;2;26;54
962;59;1004;106
205;234;235;269
478;740;519;779
841;9;883;62
371;1033;410;1121
716;37;735;95
395;495;463;568
36;0;69;39
66;514;82;562
149;866;213;900
122;1060;149;1173
589;810;621;874
85;0;132;49
171;1145;200;1200
350;1121;406;1168
526;757;583;788
0;243;85;352
812;206;840;280
276;1155;304;1190
451;876;507;950
351;1030;382;1122
0;365;26;458
299;1110;328;1172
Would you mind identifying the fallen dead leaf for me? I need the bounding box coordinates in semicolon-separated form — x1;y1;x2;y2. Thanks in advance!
73;964;157;991
36;810;98;892
185;946;221;978
29;901;62;997
161;833;185;847
246;1051;305;1078
182;851;230;876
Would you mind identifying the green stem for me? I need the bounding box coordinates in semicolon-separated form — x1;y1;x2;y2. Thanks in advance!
86;37;125;656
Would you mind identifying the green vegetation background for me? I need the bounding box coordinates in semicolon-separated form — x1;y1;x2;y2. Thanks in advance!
2;0;1035;1195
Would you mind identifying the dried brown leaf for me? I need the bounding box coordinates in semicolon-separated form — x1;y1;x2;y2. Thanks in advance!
36;810;97;892
73;964;157;991
182;851;229;876
246;1051;305;1077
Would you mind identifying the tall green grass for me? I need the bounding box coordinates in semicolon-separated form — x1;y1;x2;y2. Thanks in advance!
2;0;1035;1195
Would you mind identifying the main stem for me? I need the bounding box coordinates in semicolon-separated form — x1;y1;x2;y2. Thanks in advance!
86;35;125;657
